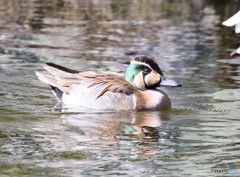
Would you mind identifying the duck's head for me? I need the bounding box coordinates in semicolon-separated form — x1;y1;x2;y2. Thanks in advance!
125;55;181;90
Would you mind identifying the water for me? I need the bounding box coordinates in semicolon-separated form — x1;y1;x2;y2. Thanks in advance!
0;0;240;176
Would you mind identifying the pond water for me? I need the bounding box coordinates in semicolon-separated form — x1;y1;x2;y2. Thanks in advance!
0;0;240;176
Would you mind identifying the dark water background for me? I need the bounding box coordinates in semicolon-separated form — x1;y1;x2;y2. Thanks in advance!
0;0;240;176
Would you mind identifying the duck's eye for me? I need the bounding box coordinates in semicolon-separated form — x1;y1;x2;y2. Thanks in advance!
143;68;151;74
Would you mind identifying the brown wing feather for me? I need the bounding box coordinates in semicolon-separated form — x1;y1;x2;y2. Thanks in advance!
95;84;114;99
86;74;135;99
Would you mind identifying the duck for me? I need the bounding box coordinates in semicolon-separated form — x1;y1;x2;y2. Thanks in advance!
36;55;181;111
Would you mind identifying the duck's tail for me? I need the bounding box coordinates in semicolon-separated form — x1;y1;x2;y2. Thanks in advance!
35;71;63;101
35;63;79;101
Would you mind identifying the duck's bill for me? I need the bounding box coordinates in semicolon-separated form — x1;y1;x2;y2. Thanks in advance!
159;76;182;87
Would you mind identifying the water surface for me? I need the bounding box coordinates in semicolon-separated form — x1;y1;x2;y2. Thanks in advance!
0;0;240;176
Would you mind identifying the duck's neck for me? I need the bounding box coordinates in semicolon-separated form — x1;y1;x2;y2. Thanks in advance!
134;89;171;111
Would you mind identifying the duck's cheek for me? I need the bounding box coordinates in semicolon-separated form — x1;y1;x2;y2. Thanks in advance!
144;72;161;86
133;73;145;89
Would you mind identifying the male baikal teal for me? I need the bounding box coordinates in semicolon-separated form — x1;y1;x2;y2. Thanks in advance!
36;56;181;111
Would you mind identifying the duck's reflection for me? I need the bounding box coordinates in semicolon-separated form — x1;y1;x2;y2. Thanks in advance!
60;110;177;155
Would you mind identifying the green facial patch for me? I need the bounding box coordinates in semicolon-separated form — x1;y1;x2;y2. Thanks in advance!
125;64;140;83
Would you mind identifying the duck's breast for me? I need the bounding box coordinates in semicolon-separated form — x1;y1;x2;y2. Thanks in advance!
134;89;171;111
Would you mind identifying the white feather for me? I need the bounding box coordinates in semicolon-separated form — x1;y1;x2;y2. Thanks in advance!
237;47;240;54
222;10;240;29
235;22;240;34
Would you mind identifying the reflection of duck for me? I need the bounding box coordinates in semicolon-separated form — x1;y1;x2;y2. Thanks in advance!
61;111;167;137
36;56;181;111
62;112;169;139
60;111;182;155
222;11;240;56
61;111;170;155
